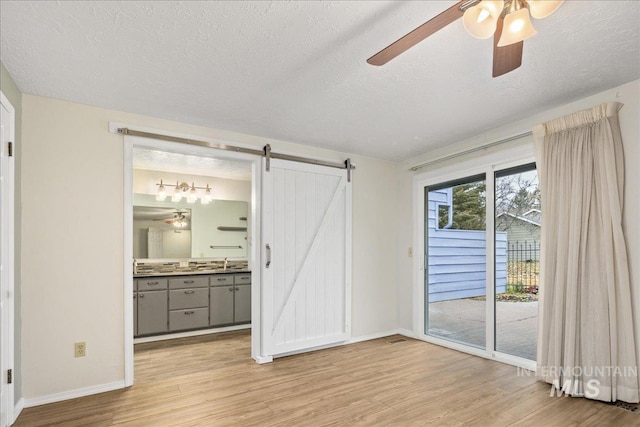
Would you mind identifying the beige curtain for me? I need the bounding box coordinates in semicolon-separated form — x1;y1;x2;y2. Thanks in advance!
533;102;639;403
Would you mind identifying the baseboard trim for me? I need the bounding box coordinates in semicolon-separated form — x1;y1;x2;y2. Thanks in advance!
267;329;401;360
24;380;125;408
397;328;417;339
134;324;251;344
13;397;24;424
347;329;400;344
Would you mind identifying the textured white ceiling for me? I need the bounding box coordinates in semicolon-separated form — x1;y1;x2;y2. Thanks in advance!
133;147;252;181
1;1;638;161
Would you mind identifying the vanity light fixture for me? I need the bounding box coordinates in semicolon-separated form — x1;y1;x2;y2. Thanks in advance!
157;180;213;205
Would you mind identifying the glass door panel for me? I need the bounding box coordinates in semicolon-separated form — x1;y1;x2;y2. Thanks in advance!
494;164;539;360
426;175;487;348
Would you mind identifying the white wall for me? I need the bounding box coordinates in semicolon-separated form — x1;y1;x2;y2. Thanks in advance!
396;80;640;355
21;94;398;401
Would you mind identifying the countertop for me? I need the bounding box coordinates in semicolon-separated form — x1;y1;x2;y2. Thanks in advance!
134;269;251;278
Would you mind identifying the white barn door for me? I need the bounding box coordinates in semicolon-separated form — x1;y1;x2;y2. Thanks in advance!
261;159;352;357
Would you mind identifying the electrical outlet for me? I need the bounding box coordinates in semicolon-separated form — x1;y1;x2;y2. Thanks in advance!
408;247;413;257
74;342;86;357
179;261;189;268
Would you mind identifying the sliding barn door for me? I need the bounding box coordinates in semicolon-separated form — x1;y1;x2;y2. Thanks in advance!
262;159;352;357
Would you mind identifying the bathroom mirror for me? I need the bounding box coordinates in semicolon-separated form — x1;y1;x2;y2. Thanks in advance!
133;194;248;259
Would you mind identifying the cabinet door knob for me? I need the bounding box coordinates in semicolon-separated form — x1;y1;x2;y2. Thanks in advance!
228;287;234;292
184;290;195;294
184;311;195;315
217;278;225;281
139;294;145;298
149;282;158;285
235;287;240;291
184;280;194;284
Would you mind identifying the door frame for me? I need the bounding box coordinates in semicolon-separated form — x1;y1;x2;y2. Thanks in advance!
412;142;538;371
118;123;265;386
0;90;16;425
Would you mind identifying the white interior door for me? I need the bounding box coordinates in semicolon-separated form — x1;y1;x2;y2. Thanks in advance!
261;159;352;357
0;93;15;427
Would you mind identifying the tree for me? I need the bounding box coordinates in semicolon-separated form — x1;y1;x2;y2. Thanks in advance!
450;182;486;230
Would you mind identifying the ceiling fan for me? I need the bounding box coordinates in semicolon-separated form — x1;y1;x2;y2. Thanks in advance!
367;0;564;77
153;211;189;228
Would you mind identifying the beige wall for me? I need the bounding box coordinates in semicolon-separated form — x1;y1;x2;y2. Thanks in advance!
1;61;23;404
396;80;640;358
20;94;398;401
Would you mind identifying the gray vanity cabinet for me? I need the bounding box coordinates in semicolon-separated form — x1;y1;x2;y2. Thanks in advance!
234;284;251;323
210;285;235;326
133;283;138;336
210;274;251;326
138;290;168;335
169;276;209;331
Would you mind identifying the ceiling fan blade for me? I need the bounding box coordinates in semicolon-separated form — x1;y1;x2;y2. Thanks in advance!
367;1;466;66
492;17;523;77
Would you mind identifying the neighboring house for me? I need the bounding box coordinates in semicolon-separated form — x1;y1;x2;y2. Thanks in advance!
496;211;541;243
427;189;507;302
496;210;540;261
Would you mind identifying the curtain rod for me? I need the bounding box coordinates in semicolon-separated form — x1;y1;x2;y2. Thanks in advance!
408;131;533;172
117;128;355;173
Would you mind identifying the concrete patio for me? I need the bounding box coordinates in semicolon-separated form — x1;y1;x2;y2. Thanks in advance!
428;298;538;360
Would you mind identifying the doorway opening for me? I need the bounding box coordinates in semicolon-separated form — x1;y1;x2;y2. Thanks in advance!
124;133;262;386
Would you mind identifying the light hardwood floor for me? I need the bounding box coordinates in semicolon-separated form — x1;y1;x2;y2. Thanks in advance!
15;331;639;426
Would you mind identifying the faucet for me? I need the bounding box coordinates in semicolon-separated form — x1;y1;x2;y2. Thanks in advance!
223;257;228;271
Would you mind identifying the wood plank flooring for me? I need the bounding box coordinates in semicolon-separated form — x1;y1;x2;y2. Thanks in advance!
14;331;639;426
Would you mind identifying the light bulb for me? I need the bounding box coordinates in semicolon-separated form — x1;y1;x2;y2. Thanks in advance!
201;184;212;205
187;183;198;204
497;8;537;47
528;0;564;19
463;0;503;40
172;181;182;202
156;180;167;201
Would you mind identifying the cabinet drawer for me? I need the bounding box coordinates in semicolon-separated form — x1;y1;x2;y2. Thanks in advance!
169;276;208;290
169;288;209;310
234;274;251;284
169;308;208;331
210;275;233;286
137;278;168;291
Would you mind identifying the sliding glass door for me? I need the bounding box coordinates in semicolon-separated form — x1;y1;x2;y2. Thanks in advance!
424;161;539;365
426;174;487;349
495;164;539;360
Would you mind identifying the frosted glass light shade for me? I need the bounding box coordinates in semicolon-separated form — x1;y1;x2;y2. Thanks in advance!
186;183;198;204
497;8;537;47
463;0;503;39
528;0;564;19
201;185;212;204
172;181;182;202
156;181;167;201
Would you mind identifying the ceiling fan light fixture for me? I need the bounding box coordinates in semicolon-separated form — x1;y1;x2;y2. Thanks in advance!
527;0;564;19
497;7;537;47
463;0;503;39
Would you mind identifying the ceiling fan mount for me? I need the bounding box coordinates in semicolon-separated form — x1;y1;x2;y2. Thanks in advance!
367;0;564;77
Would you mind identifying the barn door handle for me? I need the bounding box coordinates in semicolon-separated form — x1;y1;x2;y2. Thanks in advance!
265;244;271;269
